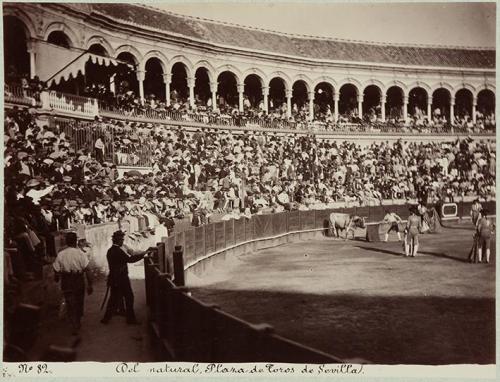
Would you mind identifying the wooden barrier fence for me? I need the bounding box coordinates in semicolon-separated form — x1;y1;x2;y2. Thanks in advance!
144;255;343;362
143;199;495;362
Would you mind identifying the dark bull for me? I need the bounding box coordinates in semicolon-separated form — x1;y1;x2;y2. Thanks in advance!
329;213;366;240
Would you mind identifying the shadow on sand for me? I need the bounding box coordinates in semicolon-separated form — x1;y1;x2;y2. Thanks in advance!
190;287;495;365
355;245;471;263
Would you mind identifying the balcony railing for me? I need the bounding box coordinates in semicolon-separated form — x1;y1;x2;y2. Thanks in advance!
4;84;41;107
41;91;99;118
4;88;495;137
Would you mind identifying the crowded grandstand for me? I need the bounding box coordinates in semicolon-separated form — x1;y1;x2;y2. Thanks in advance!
3;2;496;365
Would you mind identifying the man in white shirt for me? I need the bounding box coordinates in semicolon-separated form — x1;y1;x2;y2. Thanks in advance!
53;232;93;335
383;211;403;242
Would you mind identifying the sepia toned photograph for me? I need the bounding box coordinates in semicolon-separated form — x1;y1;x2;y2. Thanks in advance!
2;1;496;369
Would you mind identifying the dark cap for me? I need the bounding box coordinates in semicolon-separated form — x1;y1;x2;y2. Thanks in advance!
112;230;126;239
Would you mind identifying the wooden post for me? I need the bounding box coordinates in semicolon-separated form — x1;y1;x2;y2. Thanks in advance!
173;245;185;287
144;257;153;308
250;323;274;362
157;273;171;338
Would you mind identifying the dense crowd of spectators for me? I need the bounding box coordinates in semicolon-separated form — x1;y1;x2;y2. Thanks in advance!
3;104;496;280
5;105;496;232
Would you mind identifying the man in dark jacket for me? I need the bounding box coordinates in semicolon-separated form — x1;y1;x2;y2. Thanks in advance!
100;230;151;325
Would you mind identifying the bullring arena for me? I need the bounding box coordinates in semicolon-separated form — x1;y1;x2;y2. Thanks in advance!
2;2;496;370
189;219;496;365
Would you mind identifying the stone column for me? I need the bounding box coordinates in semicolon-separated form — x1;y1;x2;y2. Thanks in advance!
262;86;269;113
427;98;432;122
27;40;37;79
187;76;196;109
403;95;408;123
357;94;363;119
450;97;455;125
237;83;245;113
285;89;293;118
333;93;339;122
381;95;386;122
472;96;477;124
162;73;171;106
136;70;145;104
308;91;315;121
210;81;218;111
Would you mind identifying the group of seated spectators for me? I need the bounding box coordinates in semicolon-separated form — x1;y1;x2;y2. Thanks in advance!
4;68;46;104
5;74;497;134
95;87;497;133
5;104;496;238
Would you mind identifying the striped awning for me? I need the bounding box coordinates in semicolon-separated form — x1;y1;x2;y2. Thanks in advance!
36;41;122;85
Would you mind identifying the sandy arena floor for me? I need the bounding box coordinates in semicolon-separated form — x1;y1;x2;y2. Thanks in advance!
189;221;496;365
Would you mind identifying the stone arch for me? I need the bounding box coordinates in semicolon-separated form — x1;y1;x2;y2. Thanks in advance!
3;7;37;39
384;80;408;97
474;83;495;98
291;74;313;93
362;79;386;95
267;71;292;91
168;55;194;77
144;55;166;100
313;80;335;116
430;82;454;97
215;64;242;85
44;22;78;48
454;82;476;97
194;65;212;105
242;67;267;87
115;45;143;65
431;87;452;120
406;81;431;96
193;60;216;82
291;79;310;109
140;50;169;72
454;88;474;118
4;14;32;79
338;78;363;96
312;76;337;94
85;36;115;57
407;87;429;118
476;88;495;116
363;84;383;118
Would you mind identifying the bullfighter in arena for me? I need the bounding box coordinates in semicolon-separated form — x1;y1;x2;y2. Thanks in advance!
470;199;483;225
383;210;403;242
475;209;492;264
405;207;422;257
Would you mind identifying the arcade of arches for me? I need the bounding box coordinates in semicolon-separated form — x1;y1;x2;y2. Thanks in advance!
3;14;495;124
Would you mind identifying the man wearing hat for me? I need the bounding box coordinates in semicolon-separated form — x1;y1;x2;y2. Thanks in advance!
53;232;93;335
101;230;152;325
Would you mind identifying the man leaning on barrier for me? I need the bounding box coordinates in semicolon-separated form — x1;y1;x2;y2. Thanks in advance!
100;230;156;325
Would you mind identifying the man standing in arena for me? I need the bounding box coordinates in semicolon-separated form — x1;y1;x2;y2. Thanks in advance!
383;210;403;242
405;207;422;257
475;209;492;264
468;199;483;262
53;232;93;335
470;199;482;226
100;230;152;325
